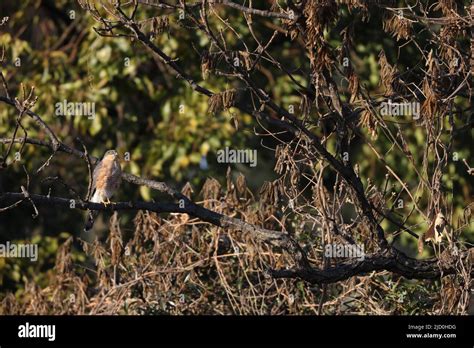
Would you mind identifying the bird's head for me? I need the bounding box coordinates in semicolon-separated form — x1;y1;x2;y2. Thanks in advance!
104;150;119;159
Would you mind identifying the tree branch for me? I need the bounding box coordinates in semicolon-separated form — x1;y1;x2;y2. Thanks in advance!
271;248;473;284
2;191;470;284
0;96;60;152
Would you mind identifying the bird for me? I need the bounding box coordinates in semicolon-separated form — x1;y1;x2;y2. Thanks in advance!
84;150;122;232
418;212;447;254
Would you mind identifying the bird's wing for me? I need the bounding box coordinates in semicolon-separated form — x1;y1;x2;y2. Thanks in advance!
91;158;104;190
111;160;121;176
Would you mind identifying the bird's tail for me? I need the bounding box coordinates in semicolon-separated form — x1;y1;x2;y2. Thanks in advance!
84;209;99;232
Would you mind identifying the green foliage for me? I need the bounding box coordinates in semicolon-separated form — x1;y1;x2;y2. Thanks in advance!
0;0;472;315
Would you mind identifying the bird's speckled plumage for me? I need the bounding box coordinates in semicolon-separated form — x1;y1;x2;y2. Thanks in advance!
84;150;122;231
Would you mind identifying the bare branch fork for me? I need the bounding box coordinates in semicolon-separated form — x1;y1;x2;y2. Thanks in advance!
0;134;308;270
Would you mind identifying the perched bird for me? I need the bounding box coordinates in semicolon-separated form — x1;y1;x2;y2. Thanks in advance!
84;150;122;232
418;212;447;253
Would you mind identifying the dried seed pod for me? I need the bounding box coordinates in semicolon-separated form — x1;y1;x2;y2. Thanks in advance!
418;212;448;253
383;11;412;41
207;93;223;115
207;89;236;115
55;236;74;275
108;212;123;266
200;177;221;201
181;182;194;199
201;51;212;81
378;50;403;96
359;102;378;139
222;89;236;110
235;173;247;196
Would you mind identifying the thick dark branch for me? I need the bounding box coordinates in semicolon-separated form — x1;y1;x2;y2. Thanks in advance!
0;191;304;258
271;248;473;284
6;189;463;285
0;139;467;284
0;137;308;266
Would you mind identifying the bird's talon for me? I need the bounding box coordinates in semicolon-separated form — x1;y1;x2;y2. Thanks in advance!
101;198;112;207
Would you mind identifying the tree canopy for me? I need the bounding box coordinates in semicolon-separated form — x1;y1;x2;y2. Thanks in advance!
0;0;472;315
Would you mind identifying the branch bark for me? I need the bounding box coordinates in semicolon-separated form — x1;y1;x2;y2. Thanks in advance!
271;248;473;284
0;191;300;256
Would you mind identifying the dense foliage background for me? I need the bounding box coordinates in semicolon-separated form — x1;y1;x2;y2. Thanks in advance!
0;0;472;314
